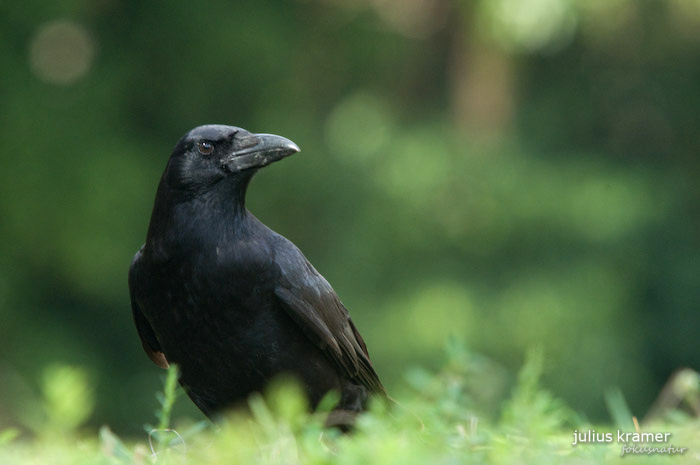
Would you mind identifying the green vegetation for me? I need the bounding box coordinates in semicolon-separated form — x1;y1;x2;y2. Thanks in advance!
1;347;698;464
1;0;698;458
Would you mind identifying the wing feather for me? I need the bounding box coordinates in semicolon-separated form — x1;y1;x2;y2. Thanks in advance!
272;241;384;394
129;247;169;369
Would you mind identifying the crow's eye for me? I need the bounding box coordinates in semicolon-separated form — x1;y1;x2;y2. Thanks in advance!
197;140;215;155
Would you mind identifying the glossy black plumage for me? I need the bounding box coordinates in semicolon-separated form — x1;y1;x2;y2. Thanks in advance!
129;125;384;425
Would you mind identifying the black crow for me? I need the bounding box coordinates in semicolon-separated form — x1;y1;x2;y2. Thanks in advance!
129;125;384;427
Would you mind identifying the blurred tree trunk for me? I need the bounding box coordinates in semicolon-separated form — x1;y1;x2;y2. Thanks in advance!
449;5;514;138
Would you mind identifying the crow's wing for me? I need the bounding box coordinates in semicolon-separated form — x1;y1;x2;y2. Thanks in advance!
129;247;169;369
272;240;384;394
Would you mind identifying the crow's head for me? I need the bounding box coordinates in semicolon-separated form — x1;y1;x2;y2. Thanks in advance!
164;125;300;193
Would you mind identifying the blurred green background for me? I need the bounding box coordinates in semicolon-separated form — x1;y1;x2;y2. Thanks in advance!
1;0;698;434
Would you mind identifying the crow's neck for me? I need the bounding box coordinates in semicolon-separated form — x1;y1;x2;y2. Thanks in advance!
146;176;254;254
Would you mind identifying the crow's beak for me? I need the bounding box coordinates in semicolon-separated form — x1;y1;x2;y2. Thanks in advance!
224;133;300;172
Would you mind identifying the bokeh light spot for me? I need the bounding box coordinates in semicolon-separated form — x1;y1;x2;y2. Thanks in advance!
29;20;95;85
325;91;395;163
370;0;448;38
479;0;577;52
380;282;475;352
